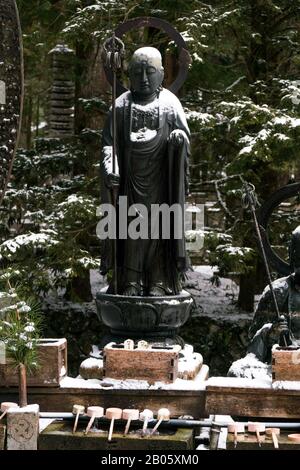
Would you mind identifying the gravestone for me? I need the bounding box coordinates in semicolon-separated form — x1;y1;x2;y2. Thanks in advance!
48;44;75;137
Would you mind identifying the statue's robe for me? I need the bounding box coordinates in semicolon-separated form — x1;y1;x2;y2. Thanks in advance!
100;88;190;294
227;274;300;378
247;274;300;362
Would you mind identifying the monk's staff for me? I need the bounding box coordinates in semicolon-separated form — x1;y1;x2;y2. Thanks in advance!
241;182;288;346
103;34;124;294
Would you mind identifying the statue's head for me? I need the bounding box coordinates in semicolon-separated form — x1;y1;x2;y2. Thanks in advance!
128;47;164;97
290;226;300;274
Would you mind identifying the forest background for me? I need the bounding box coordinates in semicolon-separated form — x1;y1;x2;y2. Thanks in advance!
1;0;300;373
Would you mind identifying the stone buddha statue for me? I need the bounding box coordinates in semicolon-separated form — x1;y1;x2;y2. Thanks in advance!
100;47;190;297
228;226;300;378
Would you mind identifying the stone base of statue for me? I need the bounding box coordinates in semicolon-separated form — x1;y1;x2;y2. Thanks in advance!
95;288;193;347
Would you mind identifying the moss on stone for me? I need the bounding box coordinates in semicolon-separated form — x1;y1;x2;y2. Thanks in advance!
39;421;194;450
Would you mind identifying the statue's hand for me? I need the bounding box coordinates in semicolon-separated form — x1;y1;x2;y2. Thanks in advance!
168;129;187;147
102;146;119;186
268;315;292;346
106;172;120;188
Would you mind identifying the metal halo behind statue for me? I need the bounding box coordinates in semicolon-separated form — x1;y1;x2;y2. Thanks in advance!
258;182;300;276
104;16;191;96
0;0;24;206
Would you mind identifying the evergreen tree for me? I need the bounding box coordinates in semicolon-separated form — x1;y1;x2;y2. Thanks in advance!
182;0;300;309
1;1;300;311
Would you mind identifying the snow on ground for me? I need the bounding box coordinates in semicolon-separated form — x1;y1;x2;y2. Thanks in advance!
183;266;254;320
90;265;256;321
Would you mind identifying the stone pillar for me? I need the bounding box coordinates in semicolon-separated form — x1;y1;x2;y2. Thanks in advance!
0;423;5;450
7;404;39;450
48;44;75;137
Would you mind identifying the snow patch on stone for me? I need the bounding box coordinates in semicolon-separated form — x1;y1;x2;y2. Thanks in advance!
90;345;102;358
60;363;207;391
80;357;103;371
272;380;300;391
227;352;271;380
207;374;272;389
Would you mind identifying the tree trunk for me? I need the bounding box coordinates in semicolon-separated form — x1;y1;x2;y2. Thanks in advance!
238;272;255;312
26;93;33;150
74;40;109;134
255;258;267;294
35;94;40;138
18;363;27;408
64;272;92;302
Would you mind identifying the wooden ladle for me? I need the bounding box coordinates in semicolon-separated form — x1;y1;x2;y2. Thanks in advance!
72;404;85;433
0;402;19;420
140;409;154;437
122;409;140;435
85;406;104;435
248;422;265;447
150;408;170;435
106;407;123;441
228;422;245;448
266;427;280;449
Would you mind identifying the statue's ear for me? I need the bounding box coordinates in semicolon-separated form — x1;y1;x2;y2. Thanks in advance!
159;67;165;82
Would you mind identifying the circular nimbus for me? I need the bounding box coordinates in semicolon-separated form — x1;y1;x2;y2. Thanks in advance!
258;182;300;276
104;16;191;96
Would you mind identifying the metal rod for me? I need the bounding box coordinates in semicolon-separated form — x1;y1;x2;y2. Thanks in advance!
103;32;124;295
112;33;118;295
112;33;117;175
111;184;118;294
39;413;300;430
242;183;287;345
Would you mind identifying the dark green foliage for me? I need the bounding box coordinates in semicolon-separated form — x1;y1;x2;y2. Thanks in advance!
3;1;300;306
0;138;100;300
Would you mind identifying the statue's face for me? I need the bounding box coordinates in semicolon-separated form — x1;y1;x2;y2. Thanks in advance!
290;227;300;275
293;256;300;275
129;48;164;96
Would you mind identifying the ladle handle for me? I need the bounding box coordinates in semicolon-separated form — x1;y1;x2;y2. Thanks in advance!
108;418;115;442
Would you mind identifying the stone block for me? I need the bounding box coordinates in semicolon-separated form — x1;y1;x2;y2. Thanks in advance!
0;423;6;450
7;404;39;450
39;421;194;450
103;343;181;383
272;344;300;381
0;339;67;387
79;357;103;380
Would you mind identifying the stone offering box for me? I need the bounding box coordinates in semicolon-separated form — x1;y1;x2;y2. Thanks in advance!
103;342;181;383
0;338;67;387
272;344;300;381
